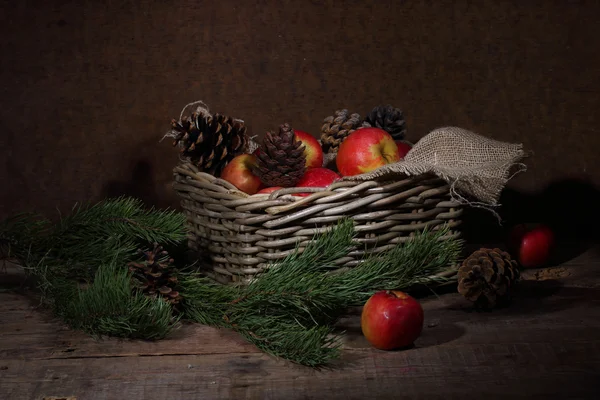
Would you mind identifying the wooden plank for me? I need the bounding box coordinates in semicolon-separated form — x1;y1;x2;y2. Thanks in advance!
1;282;599;399
0;294;259;361
2;278;599;360
1;247;599;399
1;340;598;400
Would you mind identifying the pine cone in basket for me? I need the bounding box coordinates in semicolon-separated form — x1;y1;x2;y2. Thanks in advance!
320;109;363;154
457;248;520;308
128;243;182;307
254;123;307;187
363;104;407;141
170;111;248;176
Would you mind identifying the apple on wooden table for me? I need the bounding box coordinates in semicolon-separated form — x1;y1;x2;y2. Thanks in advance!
508;223;555;268
361;290;424;350
336;127;401;176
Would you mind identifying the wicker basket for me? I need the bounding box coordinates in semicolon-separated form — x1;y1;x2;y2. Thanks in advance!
173;162;464;286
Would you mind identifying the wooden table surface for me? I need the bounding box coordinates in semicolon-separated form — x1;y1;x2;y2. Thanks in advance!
1;246;599;400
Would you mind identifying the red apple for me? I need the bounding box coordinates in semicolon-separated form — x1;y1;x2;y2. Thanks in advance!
508;223;555;268
294;129;324;169
361;290;424;350
395;141;413;159
220;154;262;195
256;186;283;194
336;127;401;176
294;167;341;197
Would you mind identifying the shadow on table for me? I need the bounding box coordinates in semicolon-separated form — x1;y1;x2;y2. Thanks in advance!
335;308;466;352
442;278;600;317
460;177;600;266
510;280;600;315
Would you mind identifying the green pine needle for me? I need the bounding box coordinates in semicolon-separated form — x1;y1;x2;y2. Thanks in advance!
177;274;238;327
5;196;188;282
234;316;341;368
331;225;463;305
54;257;178;340
3;198;463;368
181;219;462;367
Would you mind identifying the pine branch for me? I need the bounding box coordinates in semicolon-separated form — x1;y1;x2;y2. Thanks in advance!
9;197;188;282
229;219;357;326
0;212;51;263
54;255;178;340
2;197;187;340
232;316;341;368
177;274;238;327
330;225;463;306
4;198;462;368
180;219;462;367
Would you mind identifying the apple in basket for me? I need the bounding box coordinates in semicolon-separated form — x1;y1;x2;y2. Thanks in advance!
336;127;401;176
395;141;413;159
220;154;263;195
294;167;341;197
361;290;424;350
256;186;283;194
294;129;324;169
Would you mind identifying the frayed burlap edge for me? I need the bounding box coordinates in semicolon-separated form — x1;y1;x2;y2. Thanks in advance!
341;126;529;221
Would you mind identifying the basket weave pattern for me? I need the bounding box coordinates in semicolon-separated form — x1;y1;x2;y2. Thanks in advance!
173;162;463;286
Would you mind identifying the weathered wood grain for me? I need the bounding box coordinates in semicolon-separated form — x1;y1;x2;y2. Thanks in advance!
0;294;259;361
1;248;599;399
1;337;598;399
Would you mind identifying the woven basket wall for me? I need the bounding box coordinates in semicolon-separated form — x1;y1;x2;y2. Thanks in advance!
173;162;463;286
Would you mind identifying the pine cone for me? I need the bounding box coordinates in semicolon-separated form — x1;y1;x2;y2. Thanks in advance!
457;248;520;308
128;243;182;306
320;109;363;153
254;123;307;187
171;111;248;176
363;104;407;140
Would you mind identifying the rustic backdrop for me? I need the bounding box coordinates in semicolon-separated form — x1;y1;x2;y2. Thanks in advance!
1;0;598;241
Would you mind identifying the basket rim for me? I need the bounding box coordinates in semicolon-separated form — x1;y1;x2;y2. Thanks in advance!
173;162;452;206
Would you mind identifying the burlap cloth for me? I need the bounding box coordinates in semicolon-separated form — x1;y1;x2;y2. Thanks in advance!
339;126;528;217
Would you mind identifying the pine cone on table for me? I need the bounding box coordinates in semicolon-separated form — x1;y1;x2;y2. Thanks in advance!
457;247;520;308
170;111;248;177
363;104;407;141
320;109;363;153
128;243;182;307
254;123;307;187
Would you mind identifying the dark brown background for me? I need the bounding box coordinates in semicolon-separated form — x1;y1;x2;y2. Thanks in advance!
1;0;599;240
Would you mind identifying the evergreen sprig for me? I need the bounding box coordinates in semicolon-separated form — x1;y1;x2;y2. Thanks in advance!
0;212;51;263
53;255;178;340
180;219;463;366
235;317;341;368
5;197;187;282
1;197;186;338
2;198;463;368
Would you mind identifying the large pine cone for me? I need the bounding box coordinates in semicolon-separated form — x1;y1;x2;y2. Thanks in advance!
171;111;248;176
363;104;407;141
320;109;363;154
254;123;307;187
128;243;182;306
457;248;520;308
